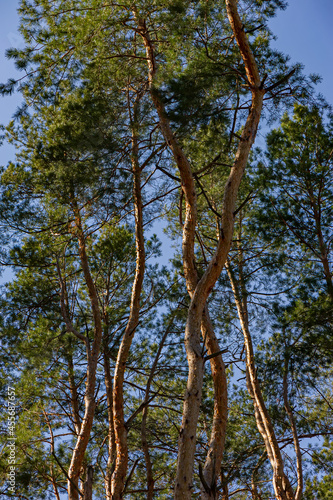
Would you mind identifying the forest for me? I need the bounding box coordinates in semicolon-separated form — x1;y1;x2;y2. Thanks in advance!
0;1;332;499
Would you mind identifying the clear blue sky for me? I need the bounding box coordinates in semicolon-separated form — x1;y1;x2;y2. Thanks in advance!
1;0;332;164
269;0;333;103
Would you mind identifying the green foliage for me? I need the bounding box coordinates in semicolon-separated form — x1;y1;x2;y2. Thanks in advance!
0;0;332;498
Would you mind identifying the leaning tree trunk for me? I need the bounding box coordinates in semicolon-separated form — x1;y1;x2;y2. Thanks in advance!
66;201;103;500
226;259;295;500
138;0;265;494
200;306;228;500
110;95;146;499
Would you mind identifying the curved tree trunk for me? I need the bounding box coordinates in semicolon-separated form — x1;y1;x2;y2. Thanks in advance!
110;95;146;499
226;260;295;500
200;306;228;500
137;0;264;495
67;201;103;500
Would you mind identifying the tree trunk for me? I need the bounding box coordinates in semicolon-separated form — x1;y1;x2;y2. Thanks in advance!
226;260;295;500
104;350;116;500
200;306;228;500
67;202;103;500
138;1;265;495
111;96;146;499
83;466;94;500
68;352;82;437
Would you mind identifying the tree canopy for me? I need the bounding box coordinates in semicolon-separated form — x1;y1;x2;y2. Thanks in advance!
0;1;332;500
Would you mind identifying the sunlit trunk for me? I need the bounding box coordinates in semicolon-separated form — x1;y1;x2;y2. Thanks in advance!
67;201;103;500
226;260;295;500
138;1;265;495
111;96;146;499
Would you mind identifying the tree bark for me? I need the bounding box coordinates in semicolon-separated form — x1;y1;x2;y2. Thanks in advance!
67;201;103;500
200;306;228;500
83;466;94;500
110;95;146;499
226;260;295;500
138;0;265;495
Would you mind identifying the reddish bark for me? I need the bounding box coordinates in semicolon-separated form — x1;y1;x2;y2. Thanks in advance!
110;96;146;499
67;203;103;500
137;0;265;494
226;260;295;500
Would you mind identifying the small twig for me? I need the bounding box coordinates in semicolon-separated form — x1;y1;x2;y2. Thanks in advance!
193;172;221;218
265;68;297;93
233;190;257;217
245;23;265;34
123;459;140;495
204;348;228;362
155;164;180;182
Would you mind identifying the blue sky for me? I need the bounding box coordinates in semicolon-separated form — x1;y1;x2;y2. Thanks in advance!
269;0;333;103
